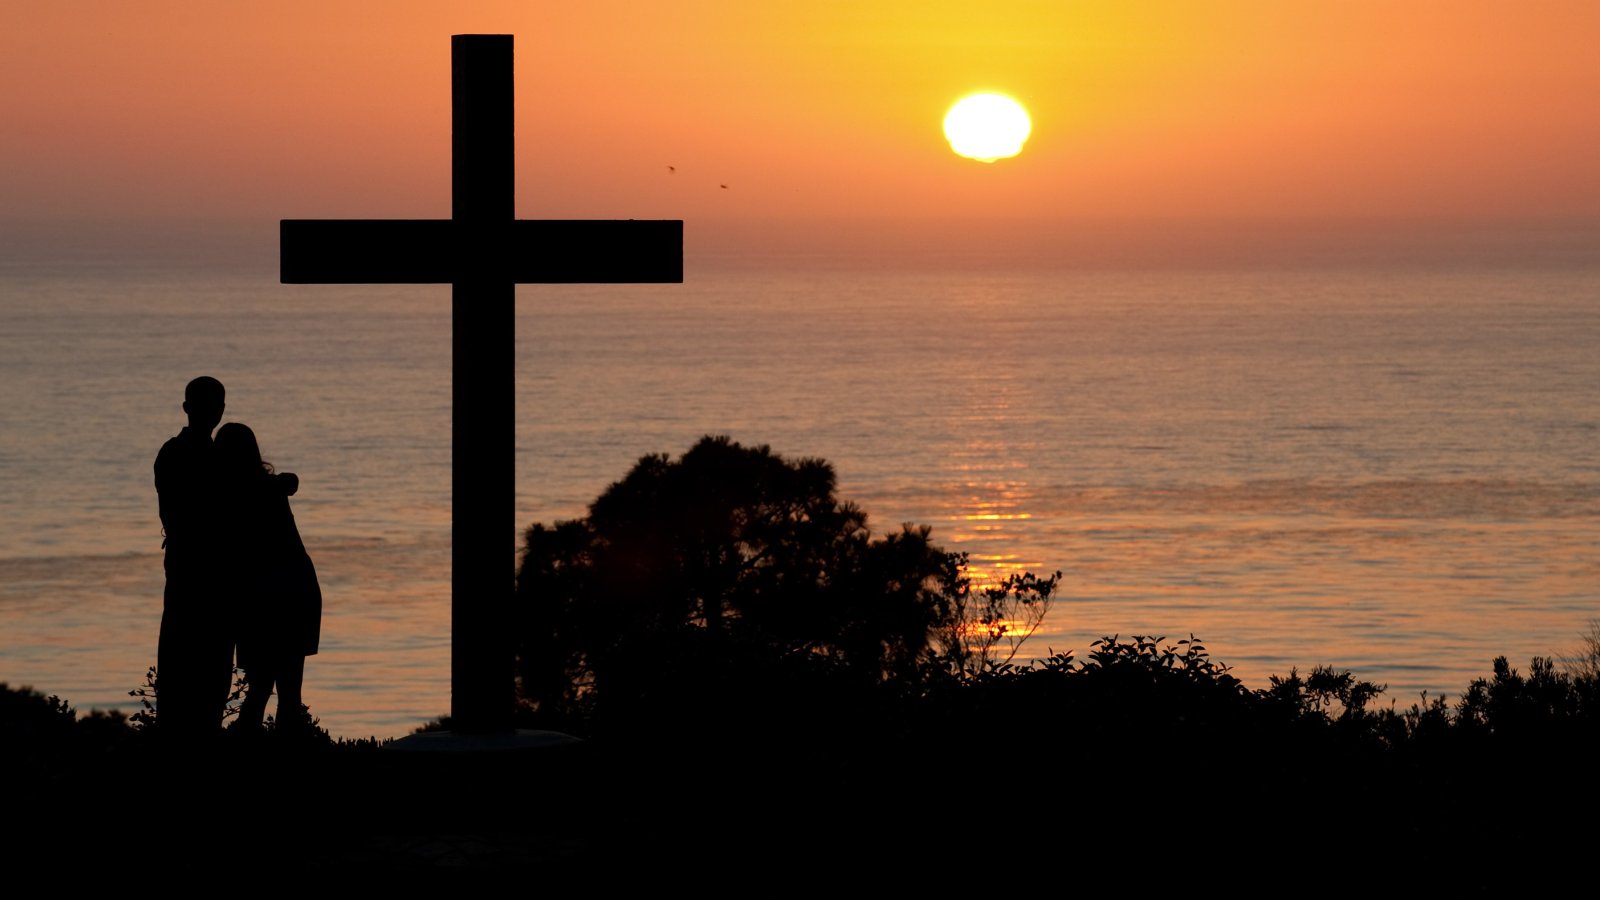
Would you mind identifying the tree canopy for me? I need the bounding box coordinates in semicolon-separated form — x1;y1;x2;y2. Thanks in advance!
514;436;1056;731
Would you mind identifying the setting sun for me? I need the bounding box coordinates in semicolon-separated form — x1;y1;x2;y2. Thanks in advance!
943;93;1031;162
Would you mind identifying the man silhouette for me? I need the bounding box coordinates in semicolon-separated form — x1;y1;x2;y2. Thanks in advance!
154;375;233;736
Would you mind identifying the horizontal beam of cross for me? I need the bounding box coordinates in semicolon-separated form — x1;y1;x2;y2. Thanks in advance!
280;219;683;284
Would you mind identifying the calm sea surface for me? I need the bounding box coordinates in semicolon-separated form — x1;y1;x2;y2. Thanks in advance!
3;241;1598;739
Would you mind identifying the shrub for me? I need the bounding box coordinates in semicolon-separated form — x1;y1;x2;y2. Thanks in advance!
515;435;1058;734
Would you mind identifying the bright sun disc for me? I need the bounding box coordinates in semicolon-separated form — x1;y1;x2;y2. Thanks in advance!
944;93;1031;162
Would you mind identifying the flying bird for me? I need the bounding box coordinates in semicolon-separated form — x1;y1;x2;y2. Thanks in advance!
667;165;675;174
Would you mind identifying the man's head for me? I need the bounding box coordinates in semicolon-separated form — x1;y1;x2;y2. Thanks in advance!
182;376;225;433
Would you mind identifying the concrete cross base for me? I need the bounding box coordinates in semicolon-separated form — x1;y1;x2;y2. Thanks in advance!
387;728;582;753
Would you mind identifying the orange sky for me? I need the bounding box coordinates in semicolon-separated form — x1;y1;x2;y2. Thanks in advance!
3;2;1597;242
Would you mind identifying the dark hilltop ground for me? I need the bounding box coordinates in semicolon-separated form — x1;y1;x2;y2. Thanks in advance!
7;640;1599;887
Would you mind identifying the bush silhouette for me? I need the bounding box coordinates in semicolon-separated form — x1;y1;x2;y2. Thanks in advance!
514;435;1056;737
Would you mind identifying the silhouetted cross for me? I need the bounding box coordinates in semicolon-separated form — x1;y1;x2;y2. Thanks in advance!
280;34;682;734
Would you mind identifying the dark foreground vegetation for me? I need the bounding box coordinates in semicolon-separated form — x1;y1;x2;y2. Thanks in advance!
7;439;1598;880
7;642;1599;880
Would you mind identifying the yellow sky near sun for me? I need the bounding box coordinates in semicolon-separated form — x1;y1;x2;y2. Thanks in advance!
1;1;1596;233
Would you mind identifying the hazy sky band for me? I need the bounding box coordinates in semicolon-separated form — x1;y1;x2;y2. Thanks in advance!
3;1;1596;231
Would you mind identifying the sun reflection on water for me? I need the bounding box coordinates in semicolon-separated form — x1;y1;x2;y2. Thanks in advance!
944;478;1050;590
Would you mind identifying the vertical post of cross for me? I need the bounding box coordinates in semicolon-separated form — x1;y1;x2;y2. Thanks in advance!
451;34;513;734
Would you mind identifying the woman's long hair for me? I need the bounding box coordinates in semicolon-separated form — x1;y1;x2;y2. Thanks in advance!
214;422;275;478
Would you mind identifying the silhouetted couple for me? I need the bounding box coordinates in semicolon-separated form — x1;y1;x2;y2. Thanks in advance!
154;375;322;738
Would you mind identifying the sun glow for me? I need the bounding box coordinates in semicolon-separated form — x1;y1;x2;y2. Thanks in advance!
943;93;1031;162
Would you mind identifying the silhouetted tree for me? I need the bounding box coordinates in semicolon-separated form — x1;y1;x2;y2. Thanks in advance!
1559;619;1600;679
514;435;1056;733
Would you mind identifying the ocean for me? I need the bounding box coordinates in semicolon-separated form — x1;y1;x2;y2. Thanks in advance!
3;224;1598;740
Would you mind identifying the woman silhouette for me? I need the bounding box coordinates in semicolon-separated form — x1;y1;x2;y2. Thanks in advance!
214;423;322;731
